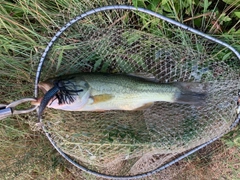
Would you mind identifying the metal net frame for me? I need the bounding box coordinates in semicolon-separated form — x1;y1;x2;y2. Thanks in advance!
35;5;240;179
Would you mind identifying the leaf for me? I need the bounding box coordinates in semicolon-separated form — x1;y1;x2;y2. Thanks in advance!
203;0;212;13
187;0;195;5
93;59;102;71
222;15;231;22
234;29;240;34
222;0;240;5
132;0;147;8
132;0;138;7
162;0;169;6
122;31;141;45
234;137;240;147
162;4;172;13
222;52;232;61
56;49;63;71
219;13;232;24
234;11;240;18
151;0;160;7
101;62;110;72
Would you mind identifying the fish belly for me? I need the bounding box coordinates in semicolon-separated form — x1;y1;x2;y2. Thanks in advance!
79;92;176;111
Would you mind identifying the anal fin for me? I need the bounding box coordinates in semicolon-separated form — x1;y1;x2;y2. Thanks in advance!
133;102;154;110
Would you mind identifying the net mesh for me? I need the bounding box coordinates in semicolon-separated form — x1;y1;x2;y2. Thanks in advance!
38;8;240;176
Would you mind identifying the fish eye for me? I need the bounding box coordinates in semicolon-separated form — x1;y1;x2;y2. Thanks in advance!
54;80;64;88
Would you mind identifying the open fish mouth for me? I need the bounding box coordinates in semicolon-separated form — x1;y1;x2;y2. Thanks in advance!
38;82;53;94
31;82;53;106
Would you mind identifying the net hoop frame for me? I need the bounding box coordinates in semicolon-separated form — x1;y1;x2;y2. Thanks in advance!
34;5;240;179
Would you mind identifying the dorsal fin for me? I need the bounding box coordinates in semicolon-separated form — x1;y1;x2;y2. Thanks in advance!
127;73;158;82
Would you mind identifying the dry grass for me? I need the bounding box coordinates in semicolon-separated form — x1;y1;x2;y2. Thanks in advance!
175;140;240;180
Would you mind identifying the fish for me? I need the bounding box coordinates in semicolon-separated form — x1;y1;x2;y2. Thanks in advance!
33;73;206;114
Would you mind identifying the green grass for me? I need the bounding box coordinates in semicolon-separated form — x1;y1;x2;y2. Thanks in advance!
0;0;240;179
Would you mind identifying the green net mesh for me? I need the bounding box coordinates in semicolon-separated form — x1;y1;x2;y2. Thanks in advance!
37;8;240;176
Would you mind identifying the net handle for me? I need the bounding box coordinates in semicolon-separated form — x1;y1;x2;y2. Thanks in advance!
35;5;240;179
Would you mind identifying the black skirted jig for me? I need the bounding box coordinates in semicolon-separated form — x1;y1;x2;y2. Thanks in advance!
38;78;83;120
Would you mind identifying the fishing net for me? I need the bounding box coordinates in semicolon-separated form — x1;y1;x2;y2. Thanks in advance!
36;6;240;178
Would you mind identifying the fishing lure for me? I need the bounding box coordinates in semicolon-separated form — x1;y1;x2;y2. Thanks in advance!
38;79;83;119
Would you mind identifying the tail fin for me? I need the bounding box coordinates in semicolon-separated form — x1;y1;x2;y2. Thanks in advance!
174;82;207;106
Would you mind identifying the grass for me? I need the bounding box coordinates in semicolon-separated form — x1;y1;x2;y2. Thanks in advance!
0;0;240;179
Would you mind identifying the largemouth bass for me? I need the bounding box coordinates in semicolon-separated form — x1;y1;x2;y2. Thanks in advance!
33;73;206;113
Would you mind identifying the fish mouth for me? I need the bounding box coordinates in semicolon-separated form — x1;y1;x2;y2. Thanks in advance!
38;82;54;94
31;82;54;106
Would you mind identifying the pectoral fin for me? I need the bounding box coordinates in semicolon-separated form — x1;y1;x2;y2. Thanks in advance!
91;94;114;104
